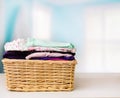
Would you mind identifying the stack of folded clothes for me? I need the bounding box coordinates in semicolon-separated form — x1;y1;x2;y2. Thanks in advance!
3;38;76;61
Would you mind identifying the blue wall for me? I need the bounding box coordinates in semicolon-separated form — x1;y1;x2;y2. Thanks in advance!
51;0;120;71
1;0;120;73
51;0;120;43
0;2;20;73
0;1;32;73
51;6;84;61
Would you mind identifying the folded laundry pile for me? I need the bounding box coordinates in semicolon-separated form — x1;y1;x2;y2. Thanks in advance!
2;38;77;92
3;38;76;61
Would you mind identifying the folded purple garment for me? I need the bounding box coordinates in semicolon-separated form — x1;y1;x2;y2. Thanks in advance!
3;51;75;60
30;56;75;60
3;51;31;59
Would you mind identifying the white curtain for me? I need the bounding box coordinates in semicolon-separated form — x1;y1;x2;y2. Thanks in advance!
0;1;32;72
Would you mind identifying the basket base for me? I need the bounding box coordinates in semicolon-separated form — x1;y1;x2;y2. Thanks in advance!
7;85;74;92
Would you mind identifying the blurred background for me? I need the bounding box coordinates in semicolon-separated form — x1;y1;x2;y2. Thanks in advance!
0;0;120;73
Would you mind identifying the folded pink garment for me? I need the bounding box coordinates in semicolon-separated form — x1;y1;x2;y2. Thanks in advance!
28;47;76;53
26;52;72;60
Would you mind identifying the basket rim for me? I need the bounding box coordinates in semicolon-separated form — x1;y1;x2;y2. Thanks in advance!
2;58;77;64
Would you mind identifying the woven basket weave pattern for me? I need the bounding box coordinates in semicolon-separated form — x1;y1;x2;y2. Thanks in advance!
2;59;76;92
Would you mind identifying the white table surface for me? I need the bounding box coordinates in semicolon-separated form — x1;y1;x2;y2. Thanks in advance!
0;73;120;98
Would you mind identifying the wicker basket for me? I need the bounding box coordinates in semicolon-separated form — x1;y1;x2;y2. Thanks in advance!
2;59;77;92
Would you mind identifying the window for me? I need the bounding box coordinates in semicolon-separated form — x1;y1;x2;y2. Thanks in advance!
32;3;52;40
84;4;120;73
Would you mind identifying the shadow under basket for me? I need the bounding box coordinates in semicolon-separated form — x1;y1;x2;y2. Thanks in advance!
2;59;77;92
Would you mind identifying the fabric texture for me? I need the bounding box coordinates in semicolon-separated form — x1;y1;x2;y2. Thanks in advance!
25;52;72;60
4;38;75;51
3;38;76;61
26;38;74;49
3;51;75;60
